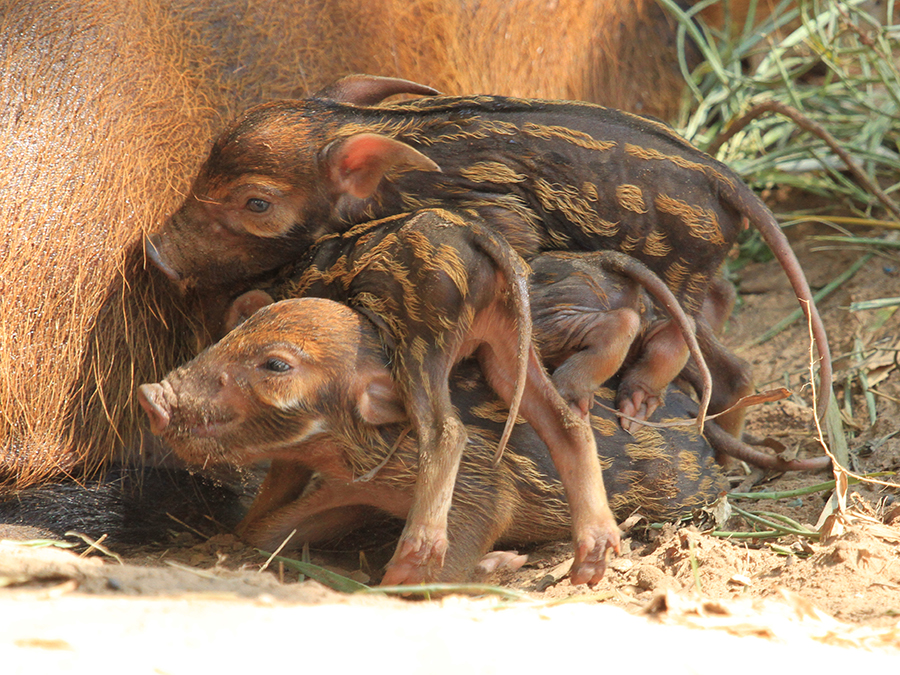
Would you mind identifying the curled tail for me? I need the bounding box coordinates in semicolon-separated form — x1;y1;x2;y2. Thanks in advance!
471;224;533;465
735;191;832;419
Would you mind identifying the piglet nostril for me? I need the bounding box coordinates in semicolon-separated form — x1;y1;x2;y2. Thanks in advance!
144;233;182;282
137;383;172;435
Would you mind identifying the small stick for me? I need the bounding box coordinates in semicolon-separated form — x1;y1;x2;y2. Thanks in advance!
259;529;297;573
67;532;124;565
707;99;900;222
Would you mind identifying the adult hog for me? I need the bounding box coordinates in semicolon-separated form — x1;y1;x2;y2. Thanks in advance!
0;0;222;487
0;1;437;488
138;297;729;583
0;0;786;491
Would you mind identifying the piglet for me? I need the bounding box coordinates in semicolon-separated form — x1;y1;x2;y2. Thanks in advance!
139;297;732;582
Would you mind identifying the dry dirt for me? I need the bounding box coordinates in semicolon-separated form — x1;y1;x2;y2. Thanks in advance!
2;208;900;670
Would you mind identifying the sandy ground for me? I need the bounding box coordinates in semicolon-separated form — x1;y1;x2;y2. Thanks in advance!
1;591;897;674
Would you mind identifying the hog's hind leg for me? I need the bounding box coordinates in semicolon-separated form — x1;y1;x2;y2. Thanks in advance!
547;307;642;418
617;318;692;433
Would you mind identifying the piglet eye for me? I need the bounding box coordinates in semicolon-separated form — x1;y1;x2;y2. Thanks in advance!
246;198;270;213
263;357;291;372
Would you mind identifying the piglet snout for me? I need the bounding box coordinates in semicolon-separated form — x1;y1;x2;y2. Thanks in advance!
138;383;172;435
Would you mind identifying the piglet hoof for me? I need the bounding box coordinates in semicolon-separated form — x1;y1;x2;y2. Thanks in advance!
617;388;661;433
570;523;621;586
552;382;593;422
380;529;449;586
475;551;528;576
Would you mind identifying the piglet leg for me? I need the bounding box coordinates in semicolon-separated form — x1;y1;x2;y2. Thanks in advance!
380;364;468;586
475;551;529;575
678;319;755;440
239;470;410;553
617;318;691;432
479;339;620;585
438;467;520;582
236;460;313;540
548;307;641;417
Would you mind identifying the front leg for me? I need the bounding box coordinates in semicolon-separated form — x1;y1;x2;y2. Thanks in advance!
238;476;383;552
236;459;313;541
381;413;468;585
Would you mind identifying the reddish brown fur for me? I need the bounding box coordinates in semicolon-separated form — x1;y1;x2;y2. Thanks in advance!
148;81;830;434
530;263;826;471
528;251;712;429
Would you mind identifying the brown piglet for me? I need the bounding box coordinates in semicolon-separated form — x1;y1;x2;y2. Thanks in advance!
138;297;731;583
528;254;829;472
528;250;713;431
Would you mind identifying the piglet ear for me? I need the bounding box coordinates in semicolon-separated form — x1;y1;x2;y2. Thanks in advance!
313;74;439;105
356;372;407;426
323;133;441;200
224;290;274;333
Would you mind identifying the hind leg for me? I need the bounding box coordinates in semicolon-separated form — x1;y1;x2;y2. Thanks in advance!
478;333;619;586
617;318;692;432
436;464;519;583
678;276;754;440
549;307;642;418
680;319;755;441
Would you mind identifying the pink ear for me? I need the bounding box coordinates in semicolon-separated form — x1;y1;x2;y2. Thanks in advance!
356;372;407;425
325;133;441;199
224;290;274;332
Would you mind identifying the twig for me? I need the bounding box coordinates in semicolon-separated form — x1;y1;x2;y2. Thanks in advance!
687;537;702;594
259;529;297;573
729;472;896;499
375;583;532;601
354;427;410;482
66;532;123;565
710;529;780;539
164;560;218;579
707;99;900;221
729;505;820;539
591;387;790;429
166;512;209;540
853;337;878;426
